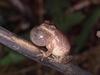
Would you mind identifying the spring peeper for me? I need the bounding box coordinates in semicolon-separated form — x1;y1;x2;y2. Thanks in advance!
30;21;71;63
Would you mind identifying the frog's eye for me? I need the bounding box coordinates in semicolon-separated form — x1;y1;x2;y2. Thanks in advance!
30;28;46;46
47;25;56;30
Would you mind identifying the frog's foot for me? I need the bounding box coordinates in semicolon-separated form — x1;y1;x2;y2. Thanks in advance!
49;55;73;64
48;55;61;63
37;50;52;61
36;50;46;61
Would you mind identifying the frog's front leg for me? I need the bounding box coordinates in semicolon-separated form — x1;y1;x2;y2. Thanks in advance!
41;42;54;59
38;49;52;61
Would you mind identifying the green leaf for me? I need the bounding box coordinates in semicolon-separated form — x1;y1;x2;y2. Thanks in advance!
0;51;25;65
45;0;85;31
75;7;100;52
54;12;85;31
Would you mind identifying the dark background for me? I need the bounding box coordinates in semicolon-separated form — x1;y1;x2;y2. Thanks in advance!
0;0;100;75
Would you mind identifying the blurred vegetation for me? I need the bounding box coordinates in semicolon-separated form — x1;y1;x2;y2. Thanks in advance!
0;0;100;75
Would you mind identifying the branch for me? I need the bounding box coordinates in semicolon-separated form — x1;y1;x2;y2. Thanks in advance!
65;0;100;14
65;0;90;14
0;26;92;75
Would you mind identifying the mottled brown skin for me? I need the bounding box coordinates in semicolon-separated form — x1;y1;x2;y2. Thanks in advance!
30;21;71;63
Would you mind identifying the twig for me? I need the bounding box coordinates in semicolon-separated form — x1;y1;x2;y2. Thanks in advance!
0;26;92;75
65;1;90;14
65;0;100;14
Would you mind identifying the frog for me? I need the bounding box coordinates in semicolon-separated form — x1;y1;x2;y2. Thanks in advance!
30;20;71;63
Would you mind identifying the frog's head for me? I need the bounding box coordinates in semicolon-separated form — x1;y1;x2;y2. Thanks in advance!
42;20;56;29
30;21;56;46
30;25;50;46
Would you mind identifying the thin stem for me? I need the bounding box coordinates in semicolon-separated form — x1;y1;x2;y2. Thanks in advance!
0;26;92;75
